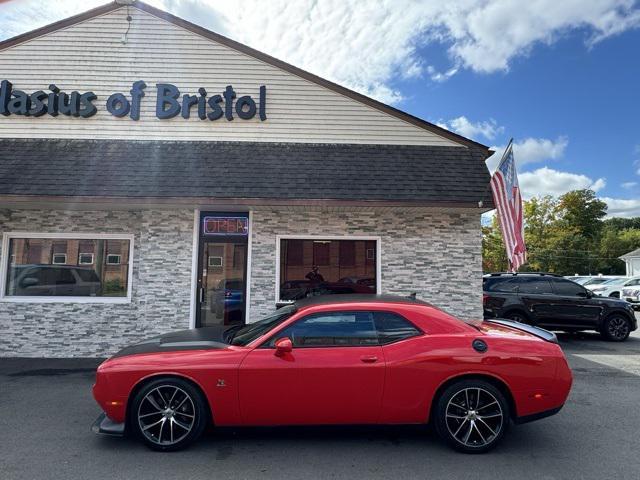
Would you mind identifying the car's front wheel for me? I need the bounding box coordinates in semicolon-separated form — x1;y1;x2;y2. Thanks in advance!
601;314;631;342
131;377;208;451
434;379;510;453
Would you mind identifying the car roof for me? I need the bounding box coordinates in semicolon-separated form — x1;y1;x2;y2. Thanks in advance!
293;294;431;309
485;272;563;278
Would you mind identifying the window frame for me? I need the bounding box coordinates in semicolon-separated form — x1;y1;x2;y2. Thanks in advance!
105;254;122;266
275;235;382;305
0;232;134;304
51;253;67;265
208;256;223;267
78;253;94;265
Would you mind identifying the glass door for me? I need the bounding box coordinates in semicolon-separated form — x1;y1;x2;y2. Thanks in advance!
196;214;249;327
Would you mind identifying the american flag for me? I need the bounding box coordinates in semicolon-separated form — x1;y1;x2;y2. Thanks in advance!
490;140;527;271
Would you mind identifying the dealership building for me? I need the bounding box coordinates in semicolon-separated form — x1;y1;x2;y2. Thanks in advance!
0;1;493;357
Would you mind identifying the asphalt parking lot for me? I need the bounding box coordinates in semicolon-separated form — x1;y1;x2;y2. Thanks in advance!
1;318;639;480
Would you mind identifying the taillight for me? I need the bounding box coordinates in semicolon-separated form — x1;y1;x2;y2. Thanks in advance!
482;294;490;305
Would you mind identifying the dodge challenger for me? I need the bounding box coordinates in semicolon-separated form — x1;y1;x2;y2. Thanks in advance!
92;294;572;453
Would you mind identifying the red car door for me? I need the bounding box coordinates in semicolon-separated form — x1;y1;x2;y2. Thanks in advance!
238;310;385;425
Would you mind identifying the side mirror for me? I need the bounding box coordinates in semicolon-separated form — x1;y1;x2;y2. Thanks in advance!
274;337;293;356
20;277;38;288
586;289;594;298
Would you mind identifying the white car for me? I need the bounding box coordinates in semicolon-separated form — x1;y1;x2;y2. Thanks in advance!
622;285;640;310
583;276;624;289
590;276;640;298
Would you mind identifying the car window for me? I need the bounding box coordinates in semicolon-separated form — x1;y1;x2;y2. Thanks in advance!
270;311;378;347
602;278;626;285
517;277;552;294
626;279;640;286
230;305;296;346
550;278;587;296
483;277;520;293
374;311;421;344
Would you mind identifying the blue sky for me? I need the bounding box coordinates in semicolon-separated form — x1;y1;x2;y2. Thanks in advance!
1;0;639;216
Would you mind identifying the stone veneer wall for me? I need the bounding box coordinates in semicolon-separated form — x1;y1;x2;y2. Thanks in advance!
0;207;482;357
0;209;194;357
248;208;483;322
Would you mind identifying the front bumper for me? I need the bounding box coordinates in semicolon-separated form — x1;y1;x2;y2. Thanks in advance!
624;297;640;310
91;412;125;437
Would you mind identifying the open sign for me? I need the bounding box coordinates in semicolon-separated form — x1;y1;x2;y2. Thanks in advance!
203;216;248;236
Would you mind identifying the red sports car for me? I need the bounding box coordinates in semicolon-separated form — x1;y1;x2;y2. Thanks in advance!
92;295;572;453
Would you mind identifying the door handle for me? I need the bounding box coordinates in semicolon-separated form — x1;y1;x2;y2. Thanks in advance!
360;355;378;363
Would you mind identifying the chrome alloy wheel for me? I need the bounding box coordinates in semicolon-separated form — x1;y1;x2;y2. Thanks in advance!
608;316;630;340
445;387;504;448
137;385;196;446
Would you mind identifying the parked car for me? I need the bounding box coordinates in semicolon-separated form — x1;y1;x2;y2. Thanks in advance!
6;264;101;296
622;286;640;310
483;273;637;341
211;278;244;321
584;276;625;290
565;275;590;284
93;294;572;453
590;276;639;298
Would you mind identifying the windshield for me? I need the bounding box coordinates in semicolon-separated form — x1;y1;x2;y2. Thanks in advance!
230;305;296;346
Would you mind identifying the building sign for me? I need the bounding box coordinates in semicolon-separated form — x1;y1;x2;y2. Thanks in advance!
0;80;266;121
203;216;249;236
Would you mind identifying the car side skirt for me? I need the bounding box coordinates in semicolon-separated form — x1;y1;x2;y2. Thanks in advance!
514;405;564;425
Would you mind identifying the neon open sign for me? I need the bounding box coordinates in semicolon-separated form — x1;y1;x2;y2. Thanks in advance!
203;216;248;236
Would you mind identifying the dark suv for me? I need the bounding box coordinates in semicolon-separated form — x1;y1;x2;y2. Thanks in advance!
483;273;637;341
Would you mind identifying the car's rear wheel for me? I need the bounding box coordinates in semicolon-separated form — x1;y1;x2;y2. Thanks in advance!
131;377;208;451
434;379;509;453
601;314;631;342
503;311;529;324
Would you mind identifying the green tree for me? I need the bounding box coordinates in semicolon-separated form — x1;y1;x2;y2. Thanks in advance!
482;215;508;272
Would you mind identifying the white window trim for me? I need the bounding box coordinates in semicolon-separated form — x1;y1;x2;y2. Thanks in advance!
106;254;122;265
0;232;134;304
52;253;67;265
78;253;94;265
208;256;223;267
274;235;382;305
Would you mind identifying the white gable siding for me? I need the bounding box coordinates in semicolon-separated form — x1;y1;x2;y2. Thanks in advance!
0;7;462;146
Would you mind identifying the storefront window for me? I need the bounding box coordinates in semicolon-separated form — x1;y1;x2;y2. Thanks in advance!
279;238;378;302
3;236;132;299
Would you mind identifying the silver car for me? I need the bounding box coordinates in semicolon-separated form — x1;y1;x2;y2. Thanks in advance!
590;276;640;298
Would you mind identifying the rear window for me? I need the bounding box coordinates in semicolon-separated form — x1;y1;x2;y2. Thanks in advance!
483;277;520;293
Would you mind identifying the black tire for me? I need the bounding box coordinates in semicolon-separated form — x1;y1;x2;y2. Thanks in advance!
434;379;510;454
503;310;529;324
131;377;208;451
601;314;631;342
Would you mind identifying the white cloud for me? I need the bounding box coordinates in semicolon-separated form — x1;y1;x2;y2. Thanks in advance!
518;167;605;199
2;1;639;104
600;197;640;218
622;181;638;189
436;116;503;141
487;136;568;172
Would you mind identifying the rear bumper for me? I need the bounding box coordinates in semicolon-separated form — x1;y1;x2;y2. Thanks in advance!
91;412;125;437
515;405;564;425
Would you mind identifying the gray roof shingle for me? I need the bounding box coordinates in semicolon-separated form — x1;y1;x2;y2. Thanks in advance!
0;139;494;206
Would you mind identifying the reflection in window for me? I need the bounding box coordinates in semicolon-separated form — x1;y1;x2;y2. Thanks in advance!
4;237;130;297
279;239;377;301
